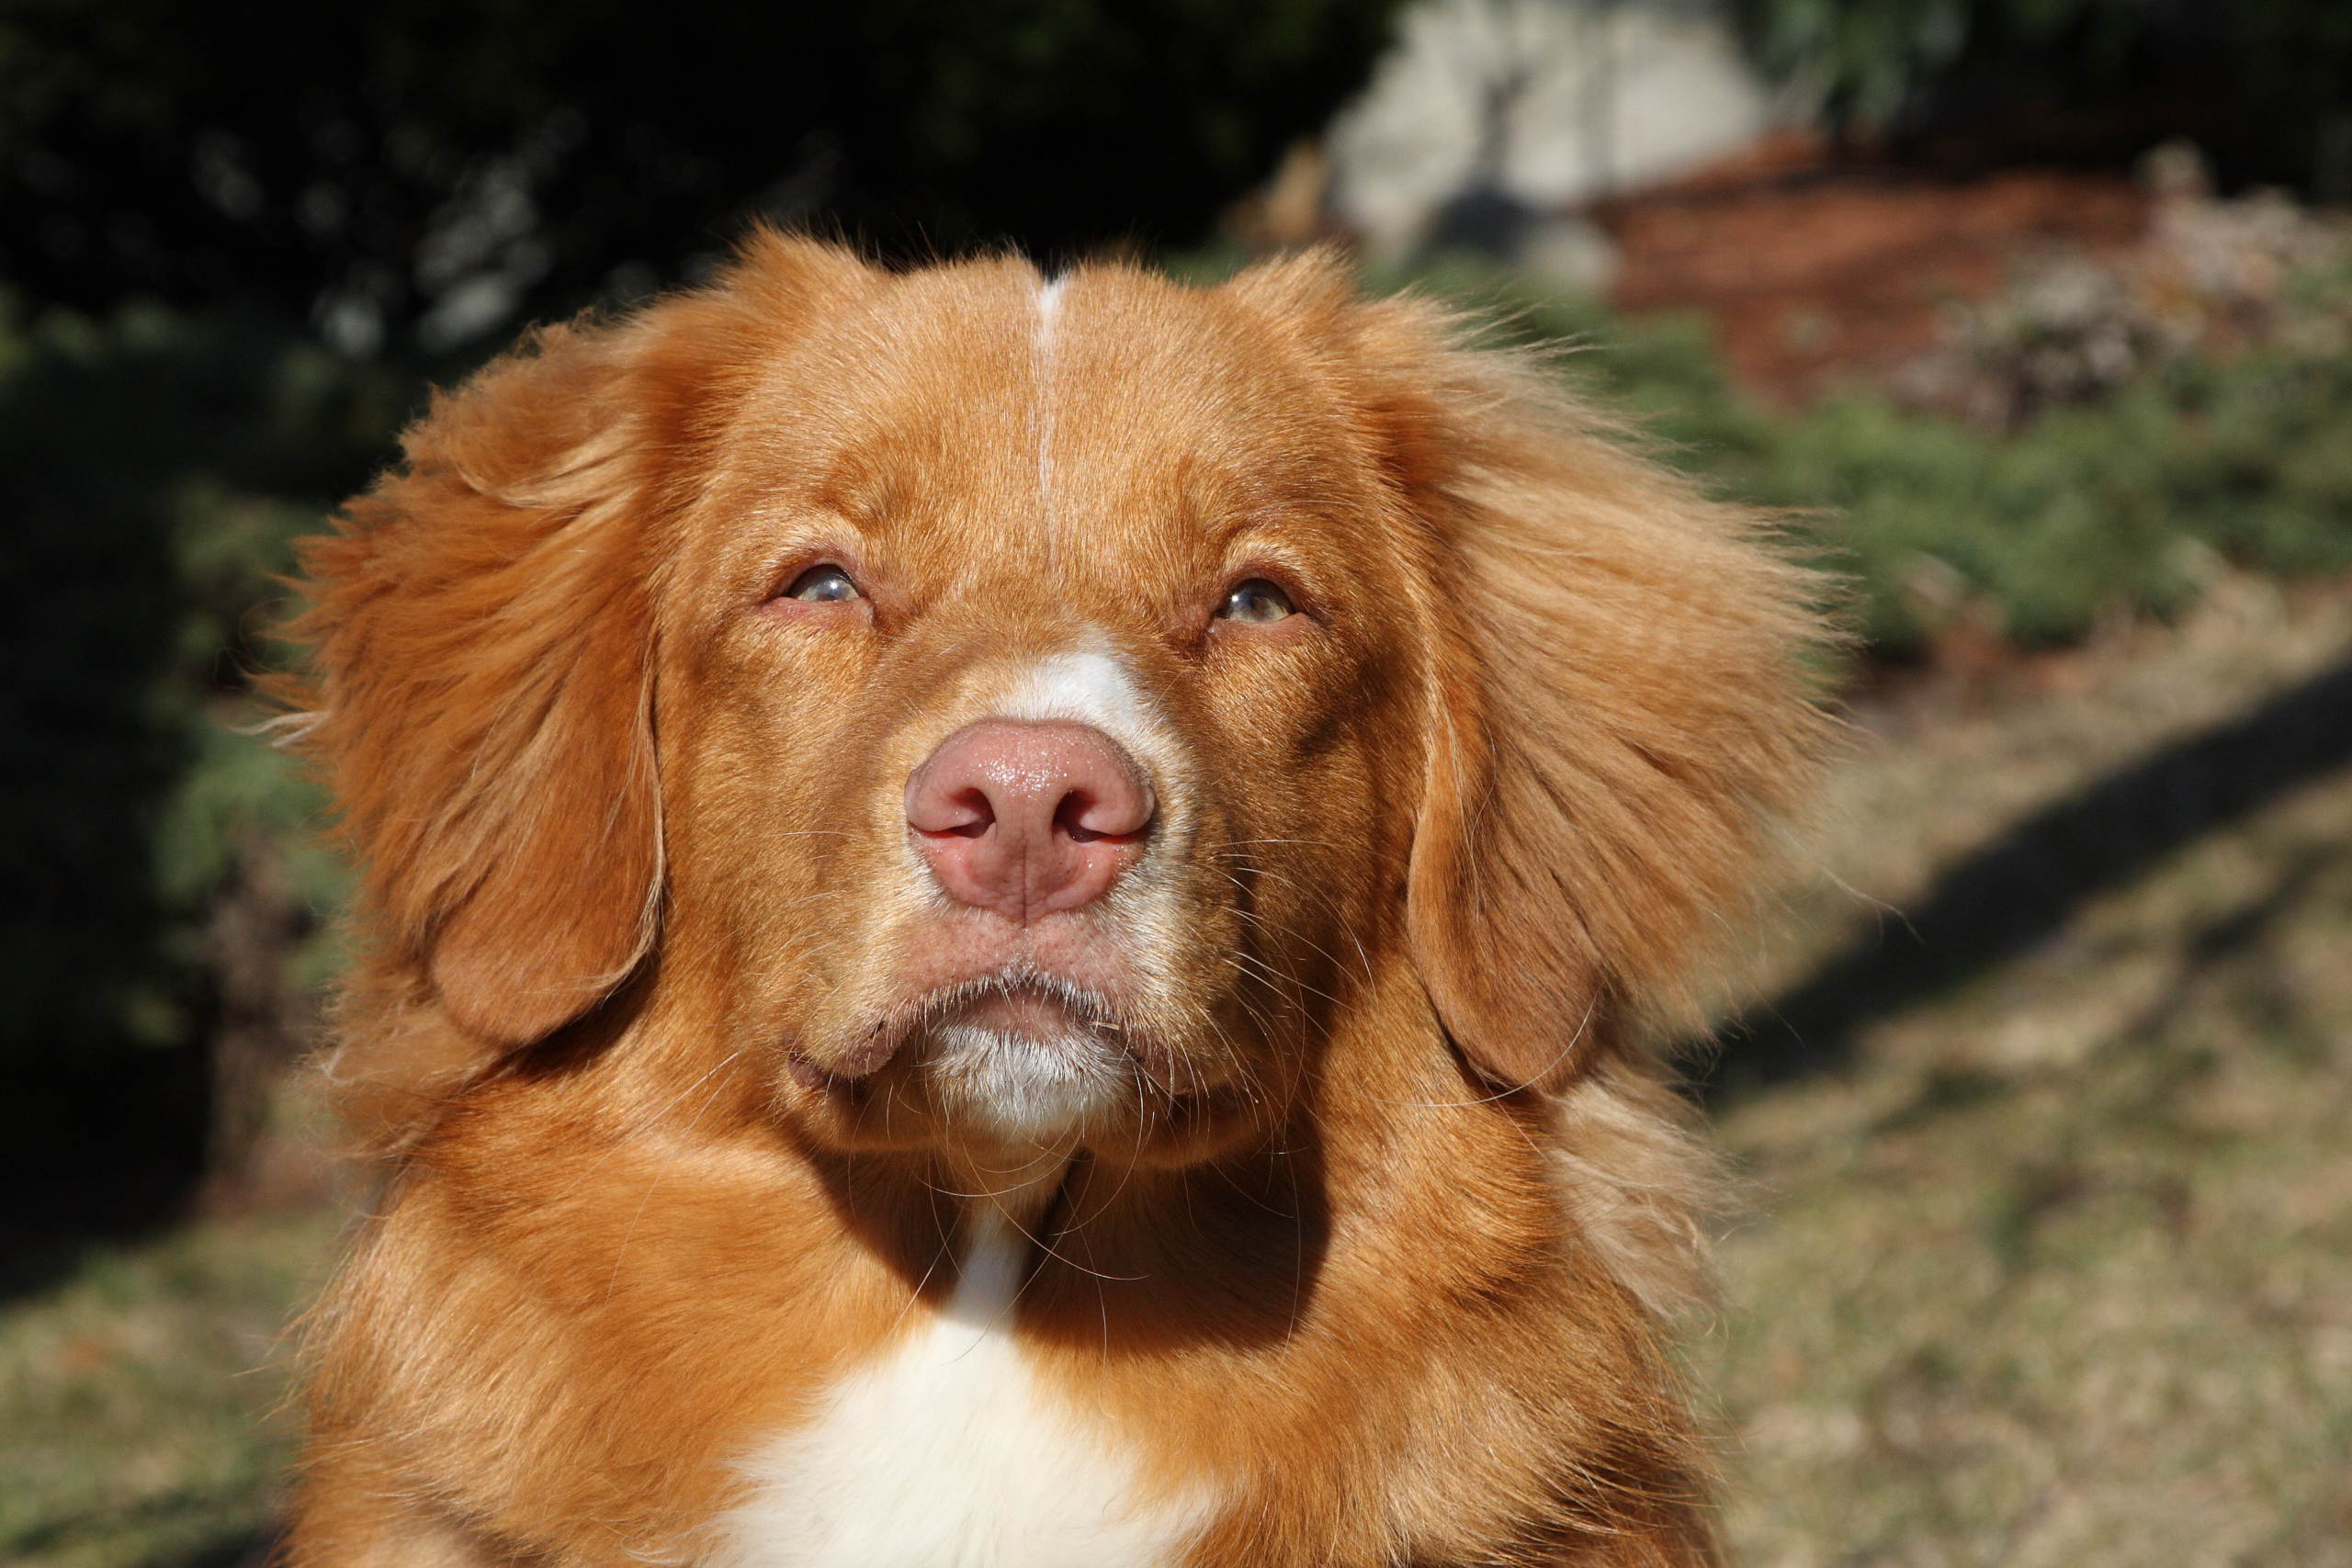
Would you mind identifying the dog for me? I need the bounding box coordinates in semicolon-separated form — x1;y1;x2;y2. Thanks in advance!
277;233;1824;1567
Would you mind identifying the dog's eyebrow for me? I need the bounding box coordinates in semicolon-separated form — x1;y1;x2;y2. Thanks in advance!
800;455;915;524
1229;494;1361;526
1204;502;1358;558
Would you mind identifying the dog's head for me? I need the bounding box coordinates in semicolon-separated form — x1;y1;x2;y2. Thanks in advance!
288;236;1821;1171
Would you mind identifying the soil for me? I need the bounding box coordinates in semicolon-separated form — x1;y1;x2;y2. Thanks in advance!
1594;134;2151;407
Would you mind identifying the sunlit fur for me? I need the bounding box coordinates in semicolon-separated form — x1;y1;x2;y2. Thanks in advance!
276;234;1828;1567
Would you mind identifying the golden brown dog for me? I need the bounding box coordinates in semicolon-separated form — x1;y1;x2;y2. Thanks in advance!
278;234;1824;1567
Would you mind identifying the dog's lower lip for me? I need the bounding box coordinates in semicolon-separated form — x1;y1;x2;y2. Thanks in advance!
957;987;1094;1038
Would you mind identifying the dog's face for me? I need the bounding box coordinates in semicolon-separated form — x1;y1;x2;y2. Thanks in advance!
292;235;1821;1190
288;239;1831;1568
656;265;1420;1166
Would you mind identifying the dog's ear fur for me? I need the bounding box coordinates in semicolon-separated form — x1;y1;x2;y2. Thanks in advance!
1233;253;1829;1091
280;232;869;1077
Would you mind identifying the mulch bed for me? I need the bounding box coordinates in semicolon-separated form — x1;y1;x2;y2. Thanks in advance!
1594;135;2151;407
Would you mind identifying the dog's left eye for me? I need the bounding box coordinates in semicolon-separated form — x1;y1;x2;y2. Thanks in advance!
1216;579;1295;624
784;565;862;603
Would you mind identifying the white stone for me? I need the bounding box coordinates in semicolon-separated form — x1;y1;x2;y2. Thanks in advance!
1328;0;1781;262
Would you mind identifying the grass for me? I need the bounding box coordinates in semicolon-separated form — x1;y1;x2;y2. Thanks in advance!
1384;253;2352;656
1701;578;2352;1565
0;1209;341;1568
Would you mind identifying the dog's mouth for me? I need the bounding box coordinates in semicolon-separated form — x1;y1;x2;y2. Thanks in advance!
945;978;1112;1042
916;979;1136;1143
789;971;1159;1144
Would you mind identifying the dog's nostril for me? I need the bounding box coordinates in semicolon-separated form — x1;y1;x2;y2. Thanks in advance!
910;784;996;840
1056;789;1127;843
943;788;995;839
1056;778;1156;840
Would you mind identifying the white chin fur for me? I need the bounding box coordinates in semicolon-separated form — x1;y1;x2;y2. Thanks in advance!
924;1024;1131;1143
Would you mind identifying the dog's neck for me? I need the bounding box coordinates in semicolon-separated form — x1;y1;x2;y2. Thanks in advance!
945;1142;1077;1247
929;1145;1076;1321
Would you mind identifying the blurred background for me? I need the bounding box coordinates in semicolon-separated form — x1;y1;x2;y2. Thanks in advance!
4;0;2349;1562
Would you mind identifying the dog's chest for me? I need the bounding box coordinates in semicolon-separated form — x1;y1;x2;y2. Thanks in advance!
717;1220;1204;1568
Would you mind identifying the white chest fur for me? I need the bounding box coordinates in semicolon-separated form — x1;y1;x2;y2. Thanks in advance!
717;1213;1204;1568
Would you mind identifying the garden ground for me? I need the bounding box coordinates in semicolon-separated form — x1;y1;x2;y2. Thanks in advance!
6;573;2349;1568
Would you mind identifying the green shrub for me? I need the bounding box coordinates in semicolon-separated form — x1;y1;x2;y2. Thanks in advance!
1396;255;2352;655
0;297;388;1172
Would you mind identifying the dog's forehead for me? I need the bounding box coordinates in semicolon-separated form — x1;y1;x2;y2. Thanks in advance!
1042;270;1368;565
742;261;1036;502
721;262;1367;585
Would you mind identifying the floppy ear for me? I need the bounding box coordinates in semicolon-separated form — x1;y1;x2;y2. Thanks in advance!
285;322;668;1049
1256;262;1830;1090
281;232;869;1058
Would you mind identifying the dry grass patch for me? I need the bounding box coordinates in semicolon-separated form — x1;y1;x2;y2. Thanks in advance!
0;1208;340;1568
1705;578;2352;1566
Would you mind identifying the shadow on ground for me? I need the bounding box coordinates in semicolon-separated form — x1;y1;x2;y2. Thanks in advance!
6;1505;277;1568
1709;651;2352;1099
162;1534;277;1568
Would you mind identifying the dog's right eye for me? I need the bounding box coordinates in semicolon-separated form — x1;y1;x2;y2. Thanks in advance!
1216;578;1295;624
783;565;862;604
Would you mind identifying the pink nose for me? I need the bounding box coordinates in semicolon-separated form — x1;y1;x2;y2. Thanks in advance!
905;720;1156;922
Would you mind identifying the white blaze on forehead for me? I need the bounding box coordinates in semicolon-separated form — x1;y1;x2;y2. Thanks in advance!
1035;273;1069;343
1033;272;1067;572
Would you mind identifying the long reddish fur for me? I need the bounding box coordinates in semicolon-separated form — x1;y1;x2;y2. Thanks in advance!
276;235;1826;1566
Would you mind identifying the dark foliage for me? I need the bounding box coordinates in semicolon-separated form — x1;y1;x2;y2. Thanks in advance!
0;0;1402;355
0;299;389;1198
1735;0;2352;197
0;0;1401;1234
